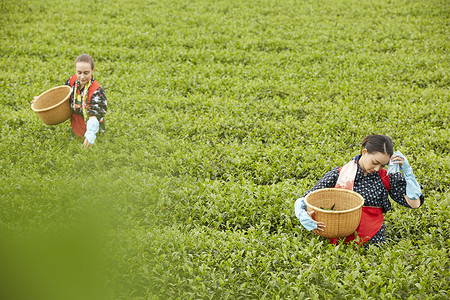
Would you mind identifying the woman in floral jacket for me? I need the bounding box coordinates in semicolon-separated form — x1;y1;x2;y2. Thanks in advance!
32;54;107;148
65;54;107;148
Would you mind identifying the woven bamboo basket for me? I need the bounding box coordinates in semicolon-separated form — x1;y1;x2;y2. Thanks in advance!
304;188;364;238
31;85;72;125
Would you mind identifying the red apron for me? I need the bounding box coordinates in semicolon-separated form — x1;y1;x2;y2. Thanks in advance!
329;207;384;246
70;114;87;138
331;166;389;246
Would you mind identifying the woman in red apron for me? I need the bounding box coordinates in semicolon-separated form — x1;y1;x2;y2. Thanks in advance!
65;54;107;148
31;54;107;148
294;135;424;247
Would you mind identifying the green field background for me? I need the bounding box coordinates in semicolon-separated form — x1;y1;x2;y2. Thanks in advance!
0;0;449;299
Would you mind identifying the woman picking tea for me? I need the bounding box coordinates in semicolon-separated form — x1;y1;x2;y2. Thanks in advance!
32;54;107;148
295;135;424;246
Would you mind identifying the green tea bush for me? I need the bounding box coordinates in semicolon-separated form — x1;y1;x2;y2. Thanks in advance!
1;0;448;299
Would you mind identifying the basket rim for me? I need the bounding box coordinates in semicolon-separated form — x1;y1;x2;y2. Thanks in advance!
31;85;71;113
304;188;364;214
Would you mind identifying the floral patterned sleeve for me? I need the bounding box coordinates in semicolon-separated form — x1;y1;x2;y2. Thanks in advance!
389;172;425;208
301;167;339;198
86;87;107;120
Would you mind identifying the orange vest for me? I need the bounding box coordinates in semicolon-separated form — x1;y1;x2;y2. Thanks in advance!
68;75;101;137
68;74;101;105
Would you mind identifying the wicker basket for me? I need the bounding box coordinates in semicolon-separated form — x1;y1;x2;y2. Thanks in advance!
31;85;72;125
304;188;364;238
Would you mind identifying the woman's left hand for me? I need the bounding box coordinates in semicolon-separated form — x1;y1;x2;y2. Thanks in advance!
390;154;404;166
30;96;38;106
83;137;93;149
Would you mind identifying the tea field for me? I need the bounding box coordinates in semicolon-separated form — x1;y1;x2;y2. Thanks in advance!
0;0;449;299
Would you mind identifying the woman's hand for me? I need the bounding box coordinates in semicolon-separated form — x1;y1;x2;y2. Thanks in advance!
83;137;93;149
390;154;405;167
392;151;423;207
30;96;38;106
308;211;326;234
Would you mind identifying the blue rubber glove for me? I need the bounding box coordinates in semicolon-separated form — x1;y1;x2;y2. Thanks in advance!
84;118;99;144
294;197;317;231
396;151;423;200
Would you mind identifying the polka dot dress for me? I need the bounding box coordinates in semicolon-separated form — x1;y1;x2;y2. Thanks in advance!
302;162;414;246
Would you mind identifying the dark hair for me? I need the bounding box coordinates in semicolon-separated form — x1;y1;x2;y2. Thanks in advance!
361;135;393;156
75;54;94;70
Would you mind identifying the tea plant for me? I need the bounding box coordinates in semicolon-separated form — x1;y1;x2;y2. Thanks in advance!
0;0;449;299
